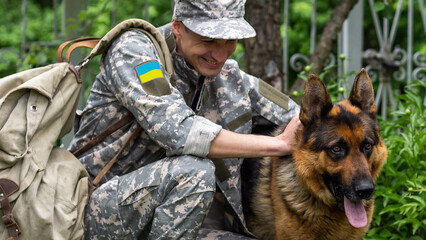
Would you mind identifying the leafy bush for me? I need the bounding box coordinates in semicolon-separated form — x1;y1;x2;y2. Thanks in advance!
294;60;356;104
366;80;426;240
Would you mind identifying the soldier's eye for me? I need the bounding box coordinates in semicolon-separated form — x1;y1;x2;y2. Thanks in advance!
202;39;214;43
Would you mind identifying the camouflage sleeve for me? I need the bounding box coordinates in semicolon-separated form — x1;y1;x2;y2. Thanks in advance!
101;30;222;157
243;70;300;126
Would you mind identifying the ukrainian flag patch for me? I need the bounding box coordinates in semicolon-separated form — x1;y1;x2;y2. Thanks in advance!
136;61;164;83
135;60;171;96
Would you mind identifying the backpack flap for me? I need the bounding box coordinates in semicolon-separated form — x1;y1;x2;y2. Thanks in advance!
0;62;81;171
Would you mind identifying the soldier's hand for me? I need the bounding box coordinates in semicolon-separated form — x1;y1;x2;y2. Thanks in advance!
276;113;301;155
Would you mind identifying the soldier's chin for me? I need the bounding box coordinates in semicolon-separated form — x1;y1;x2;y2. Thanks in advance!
198;61;223;77
199;67;221;77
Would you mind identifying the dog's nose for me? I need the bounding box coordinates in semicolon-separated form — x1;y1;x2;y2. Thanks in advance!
355;180;375;200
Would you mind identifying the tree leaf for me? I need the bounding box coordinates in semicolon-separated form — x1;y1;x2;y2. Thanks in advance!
373;2;386;12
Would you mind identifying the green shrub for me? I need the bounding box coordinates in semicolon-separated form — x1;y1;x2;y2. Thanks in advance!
366;80;426;240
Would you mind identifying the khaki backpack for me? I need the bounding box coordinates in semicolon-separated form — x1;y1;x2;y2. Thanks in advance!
0;19;173;240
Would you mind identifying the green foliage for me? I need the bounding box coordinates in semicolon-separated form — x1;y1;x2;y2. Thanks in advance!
373;1;395;19
283;0;341;85
365;80;426;240
232;43;245;70
285;0;335;56
79;0;173;37
363;0;426;53
0;49;20;77
0;0;173;78
294;60;356;104
0;1;59;77
19;45;56;72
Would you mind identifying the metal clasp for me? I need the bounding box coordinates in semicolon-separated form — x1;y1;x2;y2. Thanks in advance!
75;58;90;71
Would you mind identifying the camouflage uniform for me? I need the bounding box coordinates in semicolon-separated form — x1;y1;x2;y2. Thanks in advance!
69;0;299;239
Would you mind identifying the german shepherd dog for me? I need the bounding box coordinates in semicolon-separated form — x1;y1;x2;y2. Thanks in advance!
247;69;387;240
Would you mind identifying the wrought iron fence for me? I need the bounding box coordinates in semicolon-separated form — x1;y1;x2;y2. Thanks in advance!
283;0;426;118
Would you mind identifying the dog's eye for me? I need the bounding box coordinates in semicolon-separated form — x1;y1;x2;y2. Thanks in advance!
331;145;341;153
364;144;372;150
363;143;374;153
328;144;346;160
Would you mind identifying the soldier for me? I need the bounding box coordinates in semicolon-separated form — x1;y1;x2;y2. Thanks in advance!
69;0;301;239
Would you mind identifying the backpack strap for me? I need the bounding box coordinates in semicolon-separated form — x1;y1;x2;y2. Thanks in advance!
57;18;174;81
91;125;142;188
71;113;140;194
56;37;100;63
133;28;175;84
72;113;135;158
0;179;20;240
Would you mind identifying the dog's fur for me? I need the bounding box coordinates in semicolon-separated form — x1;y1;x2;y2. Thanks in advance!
247;69;387;240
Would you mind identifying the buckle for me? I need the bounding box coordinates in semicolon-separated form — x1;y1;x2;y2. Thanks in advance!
2;214;16;227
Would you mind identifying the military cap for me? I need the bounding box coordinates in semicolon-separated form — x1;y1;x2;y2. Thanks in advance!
172;0;256;40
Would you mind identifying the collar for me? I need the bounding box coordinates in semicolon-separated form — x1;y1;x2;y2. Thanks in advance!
172;51;201;86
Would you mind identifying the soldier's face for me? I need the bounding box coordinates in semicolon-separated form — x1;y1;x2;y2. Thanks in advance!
172;21;237;77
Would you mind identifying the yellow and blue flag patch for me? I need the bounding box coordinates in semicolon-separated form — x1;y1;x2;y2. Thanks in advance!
135;61;171;96
136;61;164;83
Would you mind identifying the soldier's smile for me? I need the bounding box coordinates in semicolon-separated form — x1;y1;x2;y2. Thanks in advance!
173;20;237;77
202;57;219;66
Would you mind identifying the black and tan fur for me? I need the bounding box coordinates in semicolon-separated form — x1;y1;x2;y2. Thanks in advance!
247;69;387;240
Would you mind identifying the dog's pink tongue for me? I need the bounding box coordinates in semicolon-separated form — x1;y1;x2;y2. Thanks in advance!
344;196;367;228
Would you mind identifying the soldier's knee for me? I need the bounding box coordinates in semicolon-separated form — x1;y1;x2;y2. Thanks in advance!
170;155;216;189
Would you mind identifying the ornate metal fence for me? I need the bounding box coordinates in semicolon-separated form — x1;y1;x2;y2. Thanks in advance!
362;0;426;117
283;0;426;118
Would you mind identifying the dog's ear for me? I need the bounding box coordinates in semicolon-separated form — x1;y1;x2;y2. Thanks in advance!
349;68;377;115
300;74;332;126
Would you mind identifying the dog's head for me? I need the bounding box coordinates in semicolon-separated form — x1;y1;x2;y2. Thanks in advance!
293;69;387;228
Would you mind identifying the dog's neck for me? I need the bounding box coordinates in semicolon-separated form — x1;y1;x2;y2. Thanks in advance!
275;156;339;221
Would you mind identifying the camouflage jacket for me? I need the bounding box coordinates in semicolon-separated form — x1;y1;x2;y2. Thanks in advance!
68;23;299;235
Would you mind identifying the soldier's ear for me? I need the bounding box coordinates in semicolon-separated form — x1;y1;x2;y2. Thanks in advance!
171;20;184;38
299;74;332;126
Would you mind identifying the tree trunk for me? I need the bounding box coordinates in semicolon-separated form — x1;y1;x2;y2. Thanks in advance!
289;0;359;93
242;0;283;90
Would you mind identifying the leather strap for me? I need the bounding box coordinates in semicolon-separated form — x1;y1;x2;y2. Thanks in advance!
0;179;20;240
72;113;142;193
92;125;142;187
72;114;135;157
65;39;100;63
57;37;100;63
